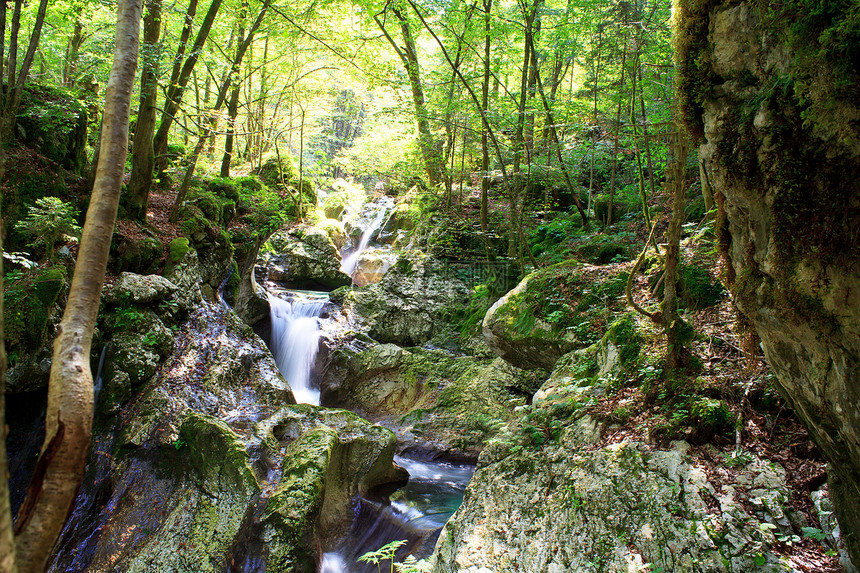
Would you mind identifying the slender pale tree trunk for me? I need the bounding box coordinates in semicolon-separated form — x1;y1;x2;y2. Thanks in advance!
10;1;141;572
127;0;163;221
220;0;248;178
170;1;269;221
527;31;588;227
607;29;628;226
2;0;49;139
0;131;17;573
374;7;442;186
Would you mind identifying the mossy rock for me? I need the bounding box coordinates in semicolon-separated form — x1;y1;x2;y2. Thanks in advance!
113;234;163;275
3;265;66;353
16;83;88;175
533;312;643;410
166;237;192;269
483;262;630;370
178;412;259;492
257;155;298;189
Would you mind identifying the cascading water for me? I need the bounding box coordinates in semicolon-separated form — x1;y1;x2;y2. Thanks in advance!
340;197;395;276
268;290;328;405
320;456;475;573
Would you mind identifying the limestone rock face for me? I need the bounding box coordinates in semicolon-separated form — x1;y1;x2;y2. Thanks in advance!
344;253;471;346
321;340;539;461
106;272;179;305
678;0;860;564
432;437;800;573
262;226;352;290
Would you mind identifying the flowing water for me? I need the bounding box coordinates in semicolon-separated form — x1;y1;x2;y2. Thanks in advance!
319;456;475;572
267;289;328;405
340;197;395;276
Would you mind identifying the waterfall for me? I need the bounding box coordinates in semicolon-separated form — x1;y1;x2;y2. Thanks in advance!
341;197;395;276
268;290;328;405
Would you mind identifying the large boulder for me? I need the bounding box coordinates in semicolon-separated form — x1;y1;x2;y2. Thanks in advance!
16;83;88;175
256;405;406;564
342;253;471;347
677;0;860;565
262;226;351;290
482;262;629;370
3;265;67;393
321;340;541;461
433;436;802;573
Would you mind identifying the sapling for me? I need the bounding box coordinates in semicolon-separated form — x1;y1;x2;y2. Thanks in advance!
15;197;81;261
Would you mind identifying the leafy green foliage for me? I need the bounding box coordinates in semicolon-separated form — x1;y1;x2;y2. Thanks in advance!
358;540;408;573
15;197;82;261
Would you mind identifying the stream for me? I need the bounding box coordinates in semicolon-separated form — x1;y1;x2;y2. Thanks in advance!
269;288;475;570
264;196;475;572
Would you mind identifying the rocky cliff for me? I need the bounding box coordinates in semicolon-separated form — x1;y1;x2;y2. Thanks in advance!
676;0;860;565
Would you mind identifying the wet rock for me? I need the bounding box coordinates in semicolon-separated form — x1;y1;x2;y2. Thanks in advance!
351;248;397;287
343;253;470;347
163;238;204;308
262;226;351;290
257;404;406;561
321;341;537;461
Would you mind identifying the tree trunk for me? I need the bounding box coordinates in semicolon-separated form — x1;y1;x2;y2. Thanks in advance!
480;0;491;240
220;0;248;178
63;20;85;87
663;130;690;370
527;32;588;227
2;0;49;139
170;1;269;221
607;29;628;226
0;137;17;573
375;8;442;186
127;0;163;221
11;1;141;571
152;0;223;176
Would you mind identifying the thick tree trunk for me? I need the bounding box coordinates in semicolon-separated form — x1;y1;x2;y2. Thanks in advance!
10;1;141;572
127;0;163;221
